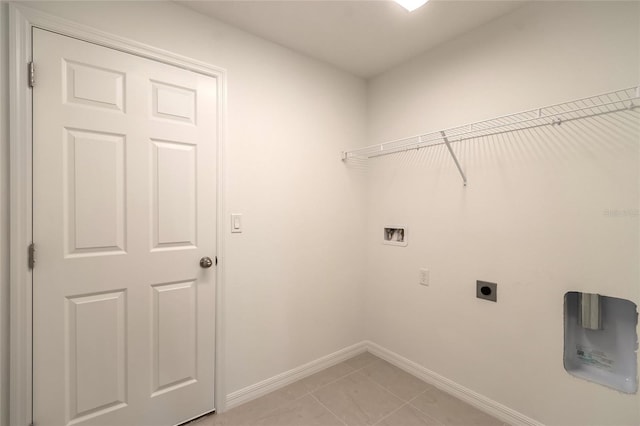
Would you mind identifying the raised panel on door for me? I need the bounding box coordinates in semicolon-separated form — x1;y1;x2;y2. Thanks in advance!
151;140;197;251
151;281;197;397
64;60;126;112
151;80;196;124
66;291;127;424
64;128;126;257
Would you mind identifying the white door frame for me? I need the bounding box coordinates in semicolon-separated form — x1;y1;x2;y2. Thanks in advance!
9;4;227;425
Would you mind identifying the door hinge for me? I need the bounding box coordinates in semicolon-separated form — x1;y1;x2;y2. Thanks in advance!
28;243;36;269
28;62;35;88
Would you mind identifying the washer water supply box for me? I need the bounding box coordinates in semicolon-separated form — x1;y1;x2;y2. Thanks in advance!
564;292;638;393
383;226;407;247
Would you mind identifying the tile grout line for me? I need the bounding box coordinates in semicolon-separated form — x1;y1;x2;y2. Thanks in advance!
345;359;381;374
316;356;429;425
222;353;502;426
324;357;422;426
307;356;386;426
302;367;358;396
355;368;414;405
222;355;382;424
307;356;379;396
407;389;427;405
232;356;375;417
355;356;440;407
405;389;446;425
373;360;500;425
371;401;410;426
280;362;360;404
310;393;348;426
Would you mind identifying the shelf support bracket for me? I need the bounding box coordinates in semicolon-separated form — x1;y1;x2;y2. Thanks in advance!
440;131;467;186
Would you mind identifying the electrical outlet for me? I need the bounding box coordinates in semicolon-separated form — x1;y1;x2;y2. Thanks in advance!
419;268;429;286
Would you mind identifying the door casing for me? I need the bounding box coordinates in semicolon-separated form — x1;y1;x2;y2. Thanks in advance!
8;4;228;425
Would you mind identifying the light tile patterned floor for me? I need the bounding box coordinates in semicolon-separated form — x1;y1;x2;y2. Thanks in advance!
192;352;508;426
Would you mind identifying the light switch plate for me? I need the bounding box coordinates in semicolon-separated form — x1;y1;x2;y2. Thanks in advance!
231;213;242;233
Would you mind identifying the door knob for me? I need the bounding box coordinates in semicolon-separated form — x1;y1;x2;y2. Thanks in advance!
200;257;213;268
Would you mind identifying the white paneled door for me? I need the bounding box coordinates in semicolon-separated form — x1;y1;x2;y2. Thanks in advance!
32;29;217;426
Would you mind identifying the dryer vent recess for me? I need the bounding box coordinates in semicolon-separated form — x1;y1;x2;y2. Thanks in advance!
476;281;497;302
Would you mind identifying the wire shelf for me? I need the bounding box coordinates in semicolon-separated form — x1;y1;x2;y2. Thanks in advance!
342;86;640;163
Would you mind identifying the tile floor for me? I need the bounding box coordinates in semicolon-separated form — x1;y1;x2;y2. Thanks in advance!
192;352;508;426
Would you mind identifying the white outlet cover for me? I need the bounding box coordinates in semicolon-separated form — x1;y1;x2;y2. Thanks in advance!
419;268;429;286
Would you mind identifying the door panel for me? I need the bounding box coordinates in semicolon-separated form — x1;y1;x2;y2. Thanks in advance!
65;128;127;256
151;81;197;124
33;28;217;426
151;280;197;396
67;291;127;422
151;140;197;249
64;60;126;111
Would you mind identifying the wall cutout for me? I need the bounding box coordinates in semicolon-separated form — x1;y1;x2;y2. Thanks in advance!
564;292;638;393
383;226;407;247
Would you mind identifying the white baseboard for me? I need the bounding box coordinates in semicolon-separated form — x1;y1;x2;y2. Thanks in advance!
225;341;367;410
365;341;544;426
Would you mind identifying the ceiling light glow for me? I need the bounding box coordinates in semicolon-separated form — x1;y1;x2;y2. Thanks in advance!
394;0;428;12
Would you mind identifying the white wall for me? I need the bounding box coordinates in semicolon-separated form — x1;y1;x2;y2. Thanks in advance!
0;2;9;426
2;2;639;425
365;2;639;426
0;0;368;417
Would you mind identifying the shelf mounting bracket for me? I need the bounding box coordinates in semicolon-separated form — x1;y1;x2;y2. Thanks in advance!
440;131;467;186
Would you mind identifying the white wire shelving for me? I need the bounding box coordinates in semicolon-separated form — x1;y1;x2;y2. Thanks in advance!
342;86;640;186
